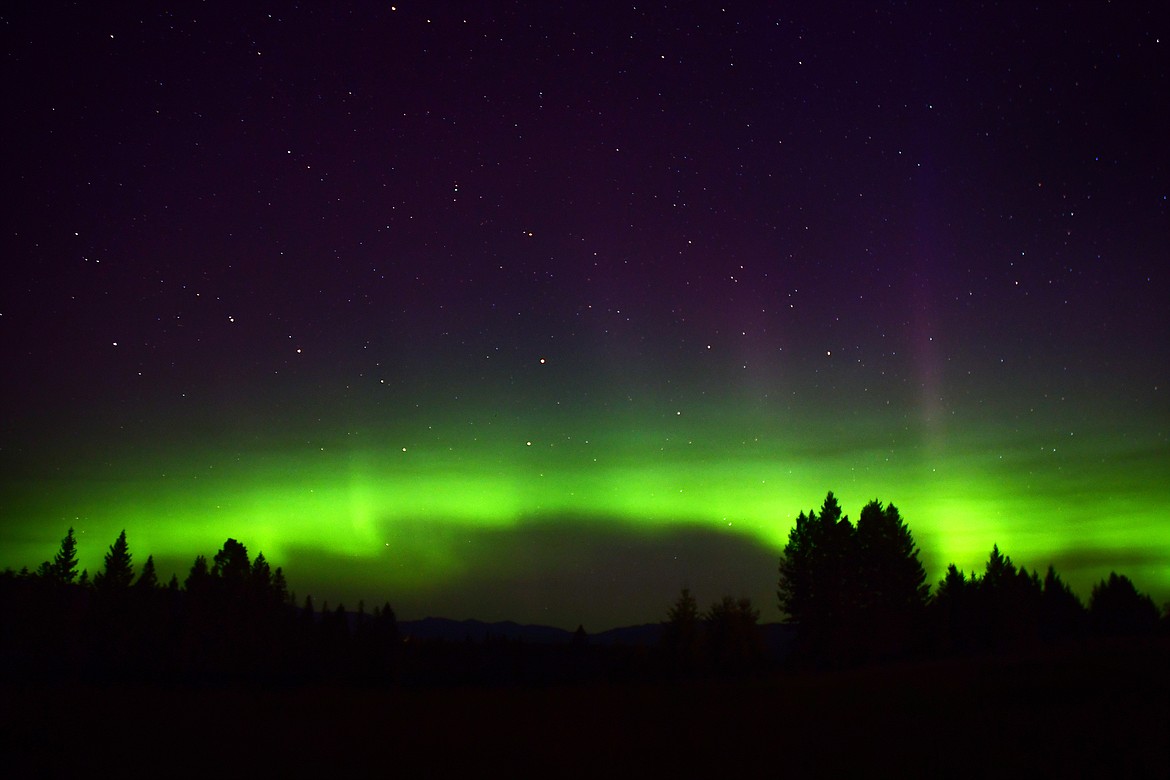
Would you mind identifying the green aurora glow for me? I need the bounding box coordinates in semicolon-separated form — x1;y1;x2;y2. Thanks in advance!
3;2;1168;630
5;393;1167;627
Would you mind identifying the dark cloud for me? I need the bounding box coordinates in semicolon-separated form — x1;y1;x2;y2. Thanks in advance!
3;1;1166;627
281;516;783;630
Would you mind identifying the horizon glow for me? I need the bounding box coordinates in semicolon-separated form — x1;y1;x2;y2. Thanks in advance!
5;394;1167;628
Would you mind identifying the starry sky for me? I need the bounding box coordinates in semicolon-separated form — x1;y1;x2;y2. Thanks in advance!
2;2;1167;629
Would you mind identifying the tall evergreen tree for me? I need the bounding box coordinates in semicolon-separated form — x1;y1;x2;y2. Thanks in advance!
1089;572;1159;636
931;563;975;652
94;530;134;591
662;587;701;673
271;567;289;605
44;527;80;585
704;596;761;672
856;501;929;613
211;538;251;593
976;544;1037;648
855;501;929;656
1040;564;1084;640
666;587;699;628
185;555;211;594
778;509;815;621
250;552;272;598
377;601;398;643
778;492;857;632
981;544;1016;591
135;555;159;590
780;492;938;662
933;565;971;603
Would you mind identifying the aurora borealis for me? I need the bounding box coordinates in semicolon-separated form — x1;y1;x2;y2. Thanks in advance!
2;2;1167;629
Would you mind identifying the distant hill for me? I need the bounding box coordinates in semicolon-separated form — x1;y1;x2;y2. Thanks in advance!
397;617;574;644
397;617;799;653
591;623;663;646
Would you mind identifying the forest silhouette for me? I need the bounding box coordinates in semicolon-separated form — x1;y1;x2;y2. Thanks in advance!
3;491;1165;687
3;491;1168;774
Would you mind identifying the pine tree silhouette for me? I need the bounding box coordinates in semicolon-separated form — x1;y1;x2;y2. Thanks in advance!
855;500;928;658
778;492;857;634
43;527;80;586
184;555;211;594
94;530;134;591
135;555;159;590
662;587;701;674
931;563;975;652
271;567;289;605
704;596;761;673
1090;572;1159;636
211;539;251;594
1040;564;1085;641
250;553;272;594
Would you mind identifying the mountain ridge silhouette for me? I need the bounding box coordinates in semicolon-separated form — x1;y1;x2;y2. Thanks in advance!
397;616;800;652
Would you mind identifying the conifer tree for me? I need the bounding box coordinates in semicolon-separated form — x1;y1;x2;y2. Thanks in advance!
45;527;80;585
250;552;272;600
704;596;761;671
185;555;211;594
666;587;699;628
780;492;938;661
302;594;315;624
377;601;399;642
977;544;1027;647
778;509;814;622
662;587;701;672
856;501;928;614
854;501;929;656
271;567;289;605
981;544;1016;591
1040;564;1084;640
933;564;971;604
94;530;134;591
135;555;159;590
212;538;250;593
931;563;974;651
1090;572;1159;635
777;492;856;630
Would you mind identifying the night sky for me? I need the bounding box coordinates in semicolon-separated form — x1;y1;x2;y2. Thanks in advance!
3;2;1167;629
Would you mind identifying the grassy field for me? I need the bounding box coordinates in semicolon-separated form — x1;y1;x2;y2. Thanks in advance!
5;637;1167;776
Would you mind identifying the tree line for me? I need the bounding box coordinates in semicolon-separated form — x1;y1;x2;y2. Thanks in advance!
661;491;1164;672
2;528;401;685
3;495;1167;685
770;492;1165;666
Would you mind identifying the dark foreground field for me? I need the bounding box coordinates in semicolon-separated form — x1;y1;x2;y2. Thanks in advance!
5;638;1167;777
